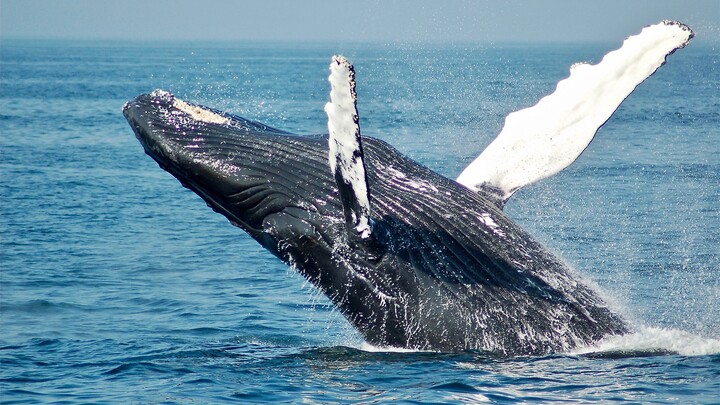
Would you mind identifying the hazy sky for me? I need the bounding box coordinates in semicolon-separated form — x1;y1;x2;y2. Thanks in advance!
1;0;718;43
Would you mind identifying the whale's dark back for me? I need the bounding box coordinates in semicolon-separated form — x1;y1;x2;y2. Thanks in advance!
125;92;628;355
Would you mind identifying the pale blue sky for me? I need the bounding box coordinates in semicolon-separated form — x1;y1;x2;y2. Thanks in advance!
1;0;718;43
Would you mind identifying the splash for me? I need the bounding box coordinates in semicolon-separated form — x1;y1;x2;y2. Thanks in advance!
571;327;720;357
359;327;720;357
359;342;434;353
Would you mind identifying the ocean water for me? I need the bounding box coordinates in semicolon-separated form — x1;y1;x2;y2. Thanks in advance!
1;39;719;403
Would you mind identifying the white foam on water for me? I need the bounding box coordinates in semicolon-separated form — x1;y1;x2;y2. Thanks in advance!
355;327;720;357
359;341;435;353
571;326;720;357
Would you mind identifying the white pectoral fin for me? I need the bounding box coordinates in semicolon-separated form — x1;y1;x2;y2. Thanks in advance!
325;55;372;239
457;20;693;207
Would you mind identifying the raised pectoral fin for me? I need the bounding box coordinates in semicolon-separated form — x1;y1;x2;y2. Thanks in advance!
324;55;373;240
457;21;693;208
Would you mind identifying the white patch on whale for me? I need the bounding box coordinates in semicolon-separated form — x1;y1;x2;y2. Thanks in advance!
173;98;231;126
478;212;505;237
150;89;231;126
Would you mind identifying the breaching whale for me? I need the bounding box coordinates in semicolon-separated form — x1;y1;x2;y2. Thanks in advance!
124;21;693;355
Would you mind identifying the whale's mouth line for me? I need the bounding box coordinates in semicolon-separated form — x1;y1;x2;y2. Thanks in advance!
156;150;289;241
139;140;264;237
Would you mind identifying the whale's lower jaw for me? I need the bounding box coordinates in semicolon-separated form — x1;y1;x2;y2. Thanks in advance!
124;91;628;355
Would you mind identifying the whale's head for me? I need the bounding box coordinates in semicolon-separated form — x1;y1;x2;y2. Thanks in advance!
123;91;346;258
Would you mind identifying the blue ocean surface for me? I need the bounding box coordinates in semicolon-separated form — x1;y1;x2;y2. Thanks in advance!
1;39;719;403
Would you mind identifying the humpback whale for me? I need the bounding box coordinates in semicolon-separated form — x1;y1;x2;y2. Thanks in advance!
124;21;693;355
